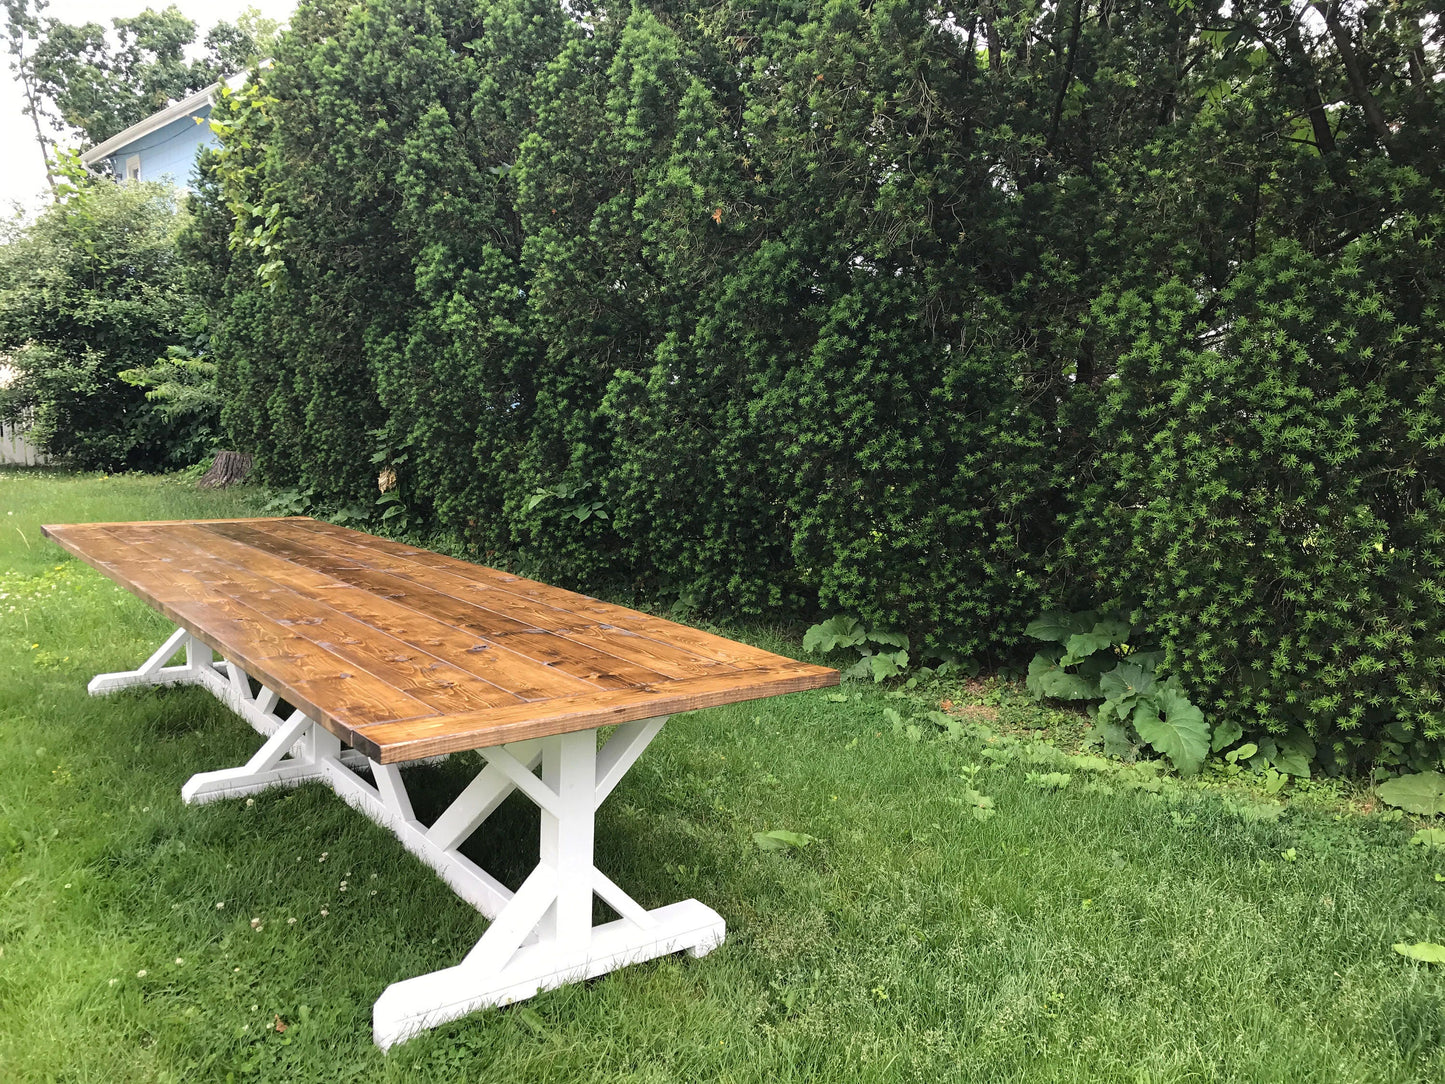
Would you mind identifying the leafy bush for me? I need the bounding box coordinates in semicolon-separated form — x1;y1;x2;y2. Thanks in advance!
197;1;1445;773
1023;610;1211;774
1064;228;1445;774
0;173;206;470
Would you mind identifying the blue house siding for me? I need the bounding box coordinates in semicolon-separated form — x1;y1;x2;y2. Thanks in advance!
81;71;258;190
96;109;218;188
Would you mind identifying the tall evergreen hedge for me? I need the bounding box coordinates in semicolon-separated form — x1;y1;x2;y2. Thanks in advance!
204;0;1445;765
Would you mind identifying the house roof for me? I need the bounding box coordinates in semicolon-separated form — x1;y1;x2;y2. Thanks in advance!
79;69;256;167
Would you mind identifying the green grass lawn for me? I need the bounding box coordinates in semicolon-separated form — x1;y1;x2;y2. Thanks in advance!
2;467;1444;1083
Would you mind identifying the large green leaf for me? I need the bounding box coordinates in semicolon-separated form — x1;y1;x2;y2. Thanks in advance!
1099;661;1157;701
1272;730;1315;778
1131;687;1208;774
867;630;909;650
1025;653;1056;699
1076;652;1117;680
1393;942;1445;964
1024;610;1095;644
869;650;908;682
1026;653;1098;700
1098;717;1136;758
1091;616;1132;643
803;615;867;654
1211;718;1243;753
1377;771;1445;816
1063;631;1114;661
1037;670;1100;700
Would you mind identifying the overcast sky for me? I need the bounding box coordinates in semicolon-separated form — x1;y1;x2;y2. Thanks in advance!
2;1;296;212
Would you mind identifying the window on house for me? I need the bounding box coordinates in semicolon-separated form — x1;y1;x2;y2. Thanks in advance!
124;155;141;182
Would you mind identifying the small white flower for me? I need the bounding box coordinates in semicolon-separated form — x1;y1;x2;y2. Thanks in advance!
63;883;71;889
250;917;261;928
320;908;328;916
233;966;240;973
108;978;117;986
245;798;254;808
175;957;184;965
136;969;147;978
216;902;225;909
287;917;296;925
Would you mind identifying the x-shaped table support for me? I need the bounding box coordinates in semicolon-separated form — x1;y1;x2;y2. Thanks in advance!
90;628;726;1048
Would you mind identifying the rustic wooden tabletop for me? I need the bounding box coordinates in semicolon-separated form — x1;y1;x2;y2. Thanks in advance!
42;517;837;762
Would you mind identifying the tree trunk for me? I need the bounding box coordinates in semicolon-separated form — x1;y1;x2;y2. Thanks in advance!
1312;1;1398;162
198;450;254;489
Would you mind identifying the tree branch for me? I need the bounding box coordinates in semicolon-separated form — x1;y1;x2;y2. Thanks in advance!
1311;1;1399;161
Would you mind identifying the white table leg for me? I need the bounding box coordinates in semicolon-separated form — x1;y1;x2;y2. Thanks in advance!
371;721;724;1050
92;626;370;768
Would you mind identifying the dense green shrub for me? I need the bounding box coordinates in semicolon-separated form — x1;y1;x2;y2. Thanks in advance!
203;0;1445;769
0;174;206;470
1071;227;1445;770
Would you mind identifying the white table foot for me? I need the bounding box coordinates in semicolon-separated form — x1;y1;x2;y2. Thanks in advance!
372;899;724;1050
181;708;335;803
88;626;201;694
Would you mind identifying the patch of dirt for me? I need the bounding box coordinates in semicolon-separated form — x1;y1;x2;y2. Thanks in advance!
953;704;999;722
939;698;999;722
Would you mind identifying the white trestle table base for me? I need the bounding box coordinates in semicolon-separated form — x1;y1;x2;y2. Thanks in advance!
90;627;727;1050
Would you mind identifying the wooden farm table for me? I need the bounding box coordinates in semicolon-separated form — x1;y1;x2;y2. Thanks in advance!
41;517;837;1048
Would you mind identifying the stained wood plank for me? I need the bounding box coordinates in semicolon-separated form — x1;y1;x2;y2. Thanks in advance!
260;519;748;678
286;518;779;665
41;517;840;757
128;522;592;701
352;665;833;762
84;533;464;732
118;557;523;717
206;522;683;689
45;529;438;740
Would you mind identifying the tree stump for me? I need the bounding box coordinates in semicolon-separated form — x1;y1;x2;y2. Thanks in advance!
198;450;254;489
